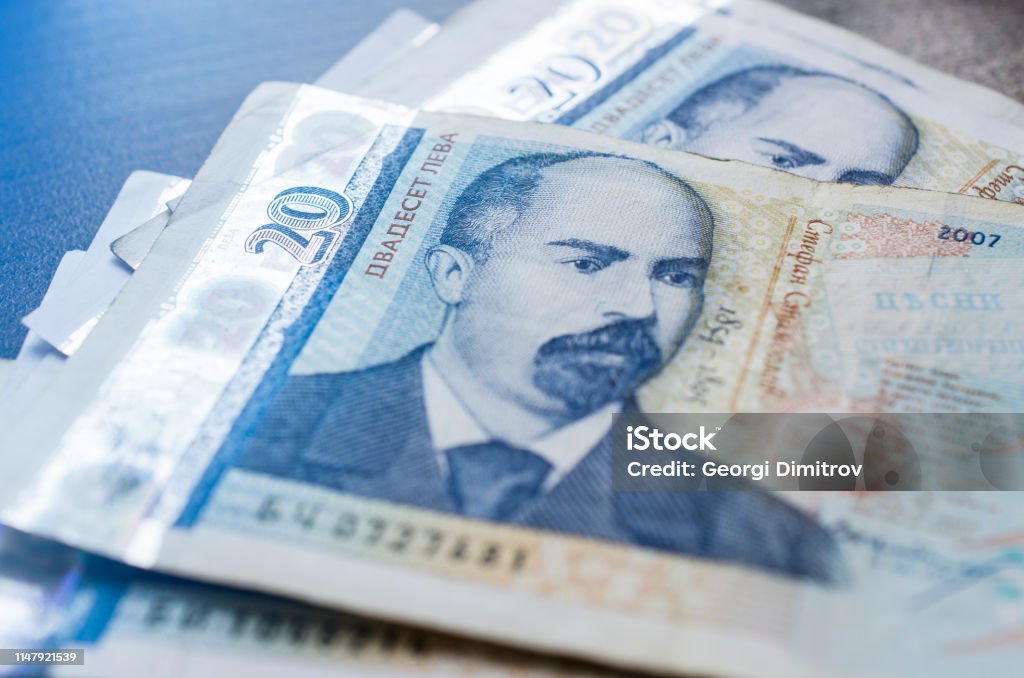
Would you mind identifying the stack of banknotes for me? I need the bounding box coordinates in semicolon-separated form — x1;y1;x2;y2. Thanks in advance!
2;1;1023;675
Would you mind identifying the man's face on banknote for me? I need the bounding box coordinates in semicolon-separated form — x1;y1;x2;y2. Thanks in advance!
429;155;712;422
643;66;919;185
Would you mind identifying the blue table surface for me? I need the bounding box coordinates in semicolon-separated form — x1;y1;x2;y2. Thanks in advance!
0;0;467;358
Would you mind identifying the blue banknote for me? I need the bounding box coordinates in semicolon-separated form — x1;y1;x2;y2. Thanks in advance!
0;526;602;677
357;0;1024;202
1;86;1022;676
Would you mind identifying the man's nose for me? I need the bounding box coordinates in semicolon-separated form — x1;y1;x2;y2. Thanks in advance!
596;275;656;321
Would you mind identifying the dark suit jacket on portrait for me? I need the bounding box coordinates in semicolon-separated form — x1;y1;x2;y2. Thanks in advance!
239;345;840;583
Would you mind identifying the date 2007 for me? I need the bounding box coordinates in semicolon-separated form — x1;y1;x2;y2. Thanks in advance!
937;225;1001;247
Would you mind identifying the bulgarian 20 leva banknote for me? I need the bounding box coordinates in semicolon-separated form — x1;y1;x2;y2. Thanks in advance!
1;85;1023;676
356;0;1024;204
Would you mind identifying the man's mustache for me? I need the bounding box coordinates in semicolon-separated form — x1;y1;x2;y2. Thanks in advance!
535;318;661;365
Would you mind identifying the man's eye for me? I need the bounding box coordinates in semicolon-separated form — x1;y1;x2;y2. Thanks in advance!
570;258;605;274
657;271;696;287
770;154;797;170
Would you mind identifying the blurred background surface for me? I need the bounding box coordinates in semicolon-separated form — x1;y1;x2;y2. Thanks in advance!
778;0;1024;102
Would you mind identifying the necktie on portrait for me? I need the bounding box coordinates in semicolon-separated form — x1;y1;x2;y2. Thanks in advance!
445;442;554;521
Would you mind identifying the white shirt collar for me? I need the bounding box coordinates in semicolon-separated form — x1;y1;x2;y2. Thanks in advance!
421;350;616;489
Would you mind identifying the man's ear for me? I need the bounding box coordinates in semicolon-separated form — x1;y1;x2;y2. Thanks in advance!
691;99;746;137
426;245;474;305
641;119;681;149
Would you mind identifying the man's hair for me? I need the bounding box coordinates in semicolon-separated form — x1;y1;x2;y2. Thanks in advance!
439;151;714;262
667;65;919;178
